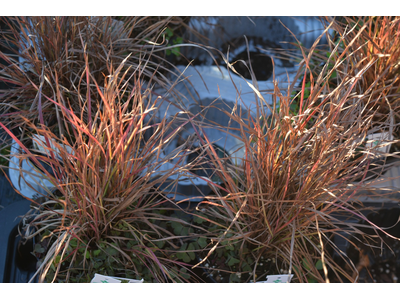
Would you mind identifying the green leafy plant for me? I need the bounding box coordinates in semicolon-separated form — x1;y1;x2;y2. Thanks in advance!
292;257;324;283
191;212;263;283
164;27;183;57
0;144;10;167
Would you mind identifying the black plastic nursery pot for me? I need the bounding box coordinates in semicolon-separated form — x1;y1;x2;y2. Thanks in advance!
0;199;38;283
344;206;400;283
325;201;400;283
182;17;327;66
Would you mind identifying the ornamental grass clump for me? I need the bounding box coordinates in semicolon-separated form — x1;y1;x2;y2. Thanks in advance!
324;17;400;122
190;26;398;282
0;16;192;145
304;16;400;187
0;55;204;282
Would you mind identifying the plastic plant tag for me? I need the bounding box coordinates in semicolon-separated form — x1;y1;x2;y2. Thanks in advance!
90;273;144;283
9;140;55;199
32;134;74;159
365;132;393;156
255;274;294;283
91;274;121;283
109;276;144;283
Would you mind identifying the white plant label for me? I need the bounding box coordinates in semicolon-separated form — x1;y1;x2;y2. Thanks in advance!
256;274;294;283
90;273;144;283
365;132;393;155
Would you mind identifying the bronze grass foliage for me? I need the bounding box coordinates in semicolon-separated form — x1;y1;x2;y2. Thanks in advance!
0;55;206;282
0;16;192;143
1;16;400;283
188;24;400;282
309;16;400;192
321;17;400;131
